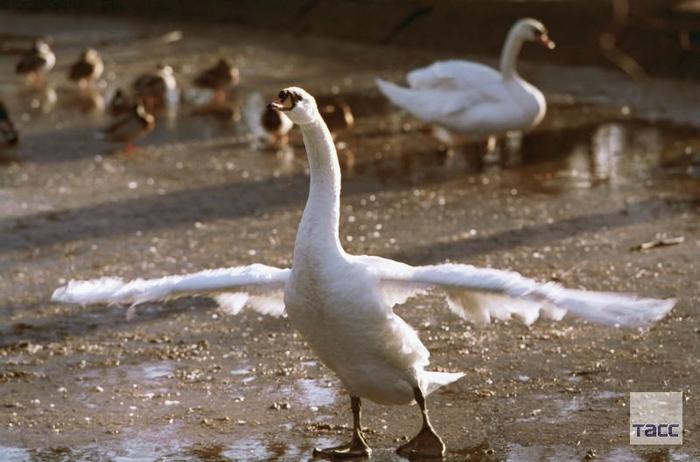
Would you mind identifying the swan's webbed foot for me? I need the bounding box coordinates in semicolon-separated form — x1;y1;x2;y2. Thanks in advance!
313;432;371;459
395;386;446;459
313;396;371;459
396;421;445;459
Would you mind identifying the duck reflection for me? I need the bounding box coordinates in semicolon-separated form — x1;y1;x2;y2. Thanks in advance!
73;88;105;114
17;85;57;114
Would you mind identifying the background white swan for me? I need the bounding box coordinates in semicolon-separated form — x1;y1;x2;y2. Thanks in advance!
52;87;674;459
377;18;555;144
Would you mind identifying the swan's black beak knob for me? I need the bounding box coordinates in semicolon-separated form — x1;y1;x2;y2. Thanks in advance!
269;90;293;111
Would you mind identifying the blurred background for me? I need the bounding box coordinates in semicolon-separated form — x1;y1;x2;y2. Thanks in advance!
5;0;700;77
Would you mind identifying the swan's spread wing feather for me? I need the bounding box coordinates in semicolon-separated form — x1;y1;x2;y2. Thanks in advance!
407;60;502;91
355;255;430;307
367;261;674;328
215;290;286;317
377;79;488;123
52;264;290;317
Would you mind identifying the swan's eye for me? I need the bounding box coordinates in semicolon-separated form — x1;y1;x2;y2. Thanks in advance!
291;92;303;103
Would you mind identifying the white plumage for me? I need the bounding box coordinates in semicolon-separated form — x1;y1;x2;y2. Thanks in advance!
52;87;674;458
377;18;555;140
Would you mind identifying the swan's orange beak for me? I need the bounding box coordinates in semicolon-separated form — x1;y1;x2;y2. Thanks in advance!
539;33;556;50
268;91;294;111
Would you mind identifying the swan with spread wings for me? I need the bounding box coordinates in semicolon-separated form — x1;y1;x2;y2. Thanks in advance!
53;87;674;459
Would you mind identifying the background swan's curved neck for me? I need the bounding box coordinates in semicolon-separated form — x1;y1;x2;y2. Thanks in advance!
294;117;344;260
500;31;524;79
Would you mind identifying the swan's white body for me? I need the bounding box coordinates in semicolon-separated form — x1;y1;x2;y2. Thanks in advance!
377;18;552;139
53;88;675;409
283;115;463;404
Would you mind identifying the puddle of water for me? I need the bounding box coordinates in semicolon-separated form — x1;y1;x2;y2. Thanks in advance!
131;361;175;383
230;367;251;376
591;391;624;400
292;378;338;408
0;447;29;462
75;361;176;401
0;423;188;461
220;436;271;461
506;443;579;461
519;391;624;424
115;424;185;461
507;444;694;462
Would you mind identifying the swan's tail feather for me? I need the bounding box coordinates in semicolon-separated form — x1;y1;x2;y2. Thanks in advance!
421;371;465;397
376;78;413;110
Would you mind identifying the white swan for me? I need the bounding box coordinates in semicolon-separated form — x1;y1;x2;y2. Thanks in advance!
377;18;555;143
52;87;674;459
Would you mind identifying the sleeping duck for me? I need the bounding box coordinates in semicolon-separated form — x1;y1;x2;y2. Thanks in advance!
319;98;354;133
16;40;56;86
68;48;104;88
132;64;178;111
193;58;240;104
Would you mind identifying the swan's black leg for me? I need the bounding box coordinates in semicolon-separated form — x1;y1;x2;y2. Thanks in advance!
396;387;446;459
313;396;371;459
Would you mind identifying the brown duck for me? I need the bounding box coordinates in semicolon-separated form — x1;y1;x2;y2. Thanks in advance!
194;58;239;104
261;105;293;148
102;101;155;152
16;40;56;85
68;48;104;88
319;99;354;133
132;64;177;110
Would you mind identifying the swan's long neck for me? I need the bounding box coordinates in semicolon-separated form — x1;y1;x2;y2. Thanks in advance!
294;116;344;262
499;30;524;79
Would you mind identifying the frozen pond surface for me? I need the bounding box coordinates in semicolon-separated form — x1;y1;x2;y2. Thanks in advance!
0;10;698;462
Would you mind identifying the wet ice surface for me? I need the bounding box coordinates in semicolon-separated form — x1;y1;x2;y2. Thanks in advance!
1;10;699;462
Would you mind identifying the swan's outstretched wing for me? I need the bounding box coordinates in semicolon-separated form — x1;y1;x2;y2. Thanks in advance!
406;60;502;91
377;78;491;124
51;263;290;317
360;256;674;328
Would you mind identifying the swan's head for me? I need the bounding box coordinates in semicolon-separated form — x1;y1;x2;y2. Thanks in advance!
268;87;319;125
513;18;555;50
